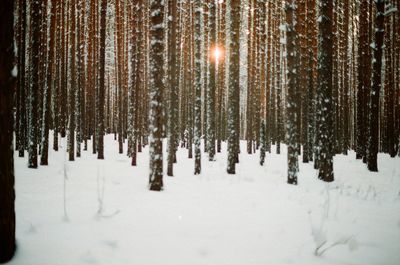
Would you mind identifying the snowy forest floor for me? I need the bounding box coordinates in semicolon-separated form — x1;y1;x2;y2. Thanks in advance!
10;133;400;265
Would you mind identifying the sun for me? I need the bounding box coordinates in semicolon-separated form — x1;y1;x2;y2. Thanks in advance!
212;46;224;62
214;47;221;60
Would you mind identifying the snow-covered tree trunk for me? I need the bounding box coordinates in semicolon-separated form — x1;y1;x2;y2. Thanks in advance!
194;0;202;174
61;1;69;140
356;0;371;161
186;1;194;159
28;0;41;168
216;0;226;153
37;0;48;155
89;0;97;154
68;0;76;162
306;0;316;162
129;1;139;166
206;0;216;161
331;0;339;155
265;0;272;153
97;0;107;160
53;1;63;152
260;120;266;165
149;0;165;191
115;0;124;155
203;2;209;153
285;0;299;185
246;0;254;155
316;0;334;182
341;0;350;155
76;0;85;158
137;2;146;155
255;0;266;151
397;0;400;157
167;0;179;176
269;2;277;150
383;2;397;157
276;1;284;155
16;0;27;158
227;0;240;174
367;0;385;171
40;0;57;165
297;0;308;162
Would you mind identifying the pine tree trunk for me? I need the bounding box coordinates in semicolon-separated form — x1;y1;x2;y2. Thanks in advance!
356;0;370;161
167;0;178;176
342;0;350;155
0;0;16;261
227;0;240;174
207;0;216;161
40;0;57;166
115;0;124;155
68;0;77;161
28;0;41;168
246;0;254;155
367;0;385;171
316;0;334;182
149;0;165;191
260;120;266;165
97;0;107;160
76;0;85;158
285;0;299;185
60;1;68;139
17;0;27;158
194;0;202;174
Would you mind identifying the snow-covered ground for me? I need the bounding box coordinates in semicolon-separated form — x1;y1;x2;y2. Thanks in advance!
10;134;400;265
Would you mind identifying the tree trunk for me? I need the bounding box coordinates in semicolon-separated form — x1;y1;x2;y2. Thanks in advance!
356;0;370;161
40;0;57;165
68;0;77;161
285;0;299;185
227;0;240;174
97;0;107;159
149;0;165;191
206;0;216;161
0;0;16;261
316;0;334;182
367;0;385;171
167;0;178;176
17;0;27;158
28;0;41;168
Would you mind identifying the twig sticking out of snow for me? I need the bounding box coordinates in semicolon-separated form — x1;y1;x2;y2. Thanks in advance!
314;236;355;256
94;162;119;219
97;210;120;219
95;163;106;219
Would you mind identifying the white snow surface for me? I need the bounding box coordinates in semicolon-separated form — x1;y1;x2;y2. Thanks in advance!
10;134;400;265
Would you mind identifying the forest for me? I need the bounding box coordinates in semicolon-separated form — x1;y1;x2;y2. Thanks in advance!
0;0;399;264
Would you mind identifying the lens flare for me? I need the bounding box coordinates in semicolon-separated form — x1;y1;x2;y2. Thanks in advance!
214;47;221;61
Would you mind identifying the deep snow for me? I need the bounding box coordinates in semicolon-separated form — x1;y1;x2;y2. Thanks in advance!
9;134;400;265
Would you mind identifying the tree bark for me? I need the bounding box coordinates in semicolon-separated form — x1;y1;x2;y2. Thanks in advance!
285;0;299;185
41;0;57;165
97;0;107;159
28;0;41;168
0;0;16;261
227;0;240;174
149;0;165;191
316;0;334;182
194;0;202;174
367;0;385;171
